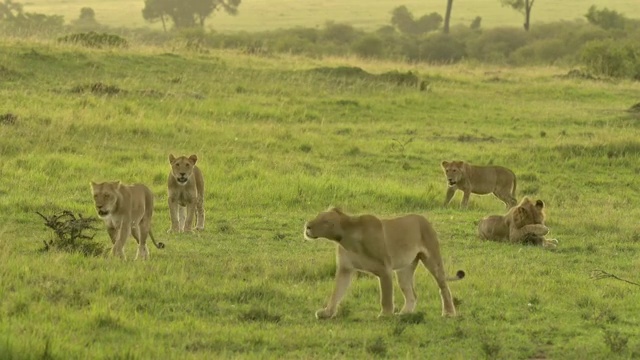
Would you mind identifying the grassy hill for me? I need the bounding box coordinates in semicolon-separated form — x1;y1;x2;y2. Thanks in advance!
1;38;640;359
24;0;640;32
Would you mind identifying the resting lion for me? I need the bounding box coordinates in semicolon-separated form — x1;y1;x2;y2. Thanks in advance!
168;154;205;233
477;197;558;248
90;181;164;259
304;207;465;319
441;160;517;209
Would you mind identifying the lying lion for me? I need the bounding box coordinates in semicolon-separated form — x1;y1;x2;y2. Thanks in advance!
304;207;465;319
478;197;558;248
90;181;164;259
167;154;205;233
441;160;517;209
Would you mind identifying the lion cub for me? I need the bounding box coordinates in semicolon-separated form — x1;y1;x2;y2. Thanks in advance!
304;207;465;319
478;197;558;248
90;181;164;259
441;160;517;209
167;154;205;233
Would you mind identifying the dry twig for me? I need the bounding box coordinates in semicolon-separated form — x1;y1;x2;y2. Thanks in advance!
590;269;640;287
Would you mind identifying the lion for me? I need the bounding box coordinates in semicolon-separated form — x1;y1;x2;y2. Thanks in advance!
304;207;465;319
477;197;558;248
441;160;517;209
90;181;165;259
168;154;205;233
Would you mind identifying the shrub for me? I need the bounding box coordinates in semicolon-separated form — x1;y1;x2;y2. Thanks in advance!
418;33;466;63
58;32;128;48
352;35;384;58
37;210;105;256
581;39;640;79
0;12;64;37
466;27;530;62
585;6;626;30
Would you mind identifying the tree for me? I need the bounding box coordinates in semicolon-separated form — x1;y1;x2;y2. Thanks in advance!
443;0;453;34
0;0;23;20
500;0;534;31
142;0;241;30
585;6;626;30
390;6;442;36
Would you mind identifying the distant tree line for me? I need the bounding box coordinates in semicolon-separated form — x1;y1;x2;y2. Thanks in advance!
0;0;638;80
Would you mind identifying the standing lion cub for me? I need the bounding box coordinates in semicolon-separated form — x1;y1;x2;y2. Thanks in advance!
304;207;465;319
90;181;164;259
167;154;205;233
441;160;517;209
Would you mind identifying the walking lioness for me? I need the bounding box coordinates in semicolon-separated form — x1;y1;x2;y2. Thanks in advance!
304;207;465;319
90;181;164;259
441;160;517;209
167;154;205;233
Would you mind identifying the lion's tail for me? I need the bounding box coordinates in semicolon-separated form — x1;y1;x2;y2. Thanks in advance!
446;270;466;282
149;230;165;249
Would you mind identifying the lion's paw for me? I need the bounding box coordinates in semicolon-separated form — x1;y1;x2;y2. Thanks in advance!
315;308;335;320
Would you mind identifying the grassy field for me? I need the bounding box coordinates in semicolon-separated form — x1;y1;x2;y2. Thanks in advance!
24;0;640;32
1;37;640;359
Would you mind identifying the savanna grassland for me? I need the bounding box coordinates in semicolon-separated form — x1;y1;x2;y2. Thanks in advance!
24;0;640;32
1;36;640;360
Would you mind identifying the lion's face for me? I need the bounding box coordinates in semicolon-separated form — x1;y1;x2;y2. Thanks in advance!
169;154;198;185
90;181;120;218
441;161;464;186
513;198;545;228
304;208;344;241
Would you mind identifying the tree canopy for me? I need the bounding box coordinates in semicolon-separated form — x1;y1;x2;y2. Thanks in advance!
142;0;241;30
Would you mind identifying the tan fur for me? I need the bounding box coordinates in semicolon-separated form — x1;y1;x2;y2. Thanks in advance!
441;160;517;209
168;154;205;233
477;197;558;248
90;181;164;259
304;208;464;319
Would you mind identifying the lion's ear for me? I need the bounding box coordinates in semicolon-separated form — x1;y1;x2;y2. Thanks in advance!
441;161;449;168
90;181;98;188
535;200;544;209
114;181;121;190
329;207;344;215
189;154;198;164
169;154;176;163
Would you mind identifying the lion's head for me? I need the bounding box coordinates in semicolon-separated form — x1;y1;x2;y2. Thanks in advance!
304;207;346;242
169;154;198;185
441;161;465;186
512;197;545;228
90;181;121;218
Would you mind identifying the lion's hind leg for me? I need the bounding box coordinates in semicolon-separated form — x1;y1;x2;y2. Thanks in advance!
396;259;419;314
134;220;150;260
418;252;456;317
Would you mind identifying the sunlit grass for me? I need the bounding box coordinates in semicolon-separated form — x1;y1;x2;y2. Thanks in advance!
1;39;640;358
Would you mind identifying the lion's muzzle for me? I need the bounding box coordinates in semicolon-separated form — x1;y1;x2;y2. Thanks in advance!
304;224;318;240
447;179;457;186
97;209;109;217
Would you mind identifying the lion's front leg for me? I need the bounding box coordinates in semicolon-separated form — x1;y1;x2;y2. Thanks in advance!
184;201;196;233
106;225;117;245
111;221;130;259
509;224;549;243
167;196;181;233
443;187;456;207
377;269;395;317
461;189;471;208
316;267;353;320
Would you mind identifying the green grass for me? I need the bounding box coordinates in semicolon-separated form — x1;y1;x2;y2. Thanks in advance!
24;0;640;32
1;39;640;359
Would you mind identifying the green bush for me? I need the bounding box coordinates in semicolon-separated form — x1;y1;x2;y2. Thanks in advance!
418;33;466;63
581;39;640;79
466;27;530;62
58;32;128;48
352;35;384;58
